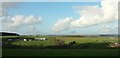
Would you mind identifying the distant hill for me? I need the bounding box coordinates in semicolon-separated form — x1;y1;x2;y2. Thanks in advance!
0;32;19;36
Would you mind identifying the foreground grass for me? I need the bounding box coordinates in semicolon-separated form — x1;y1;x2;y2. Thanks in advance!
2;49;119;56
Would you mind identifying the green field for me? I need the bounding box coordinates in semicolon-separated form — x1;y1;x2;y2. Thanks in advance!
56;36;118;43
2;49;119;56
1;36;119;56
2;36;118;46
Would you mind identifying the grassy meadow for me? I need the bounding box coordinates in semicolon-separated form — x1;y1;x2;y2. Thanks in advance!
2;49;119;56
1;35;119;56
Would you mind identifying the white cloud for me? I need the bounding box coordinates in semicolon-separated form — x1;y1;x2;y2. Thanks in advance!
52;0;119;32
52;17;74;32
24;15;42;25
98;25;118;34
100;25;112;33
0;2;43;35
2;15;42;31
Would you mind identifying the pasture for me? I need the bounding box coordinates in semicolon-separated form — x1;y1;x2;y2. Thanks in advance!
1;35;119;56
2;36;118;48
2;49;119;56
1;36;119;48
55;36;118;44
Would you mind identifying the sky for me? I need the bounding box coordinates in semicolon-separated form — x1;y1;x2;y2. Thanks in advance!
0;0;119;35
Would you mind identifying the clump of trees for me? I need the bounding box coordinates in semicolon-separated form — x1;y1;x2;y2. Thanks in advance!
68;41;76;45
55;39;65;45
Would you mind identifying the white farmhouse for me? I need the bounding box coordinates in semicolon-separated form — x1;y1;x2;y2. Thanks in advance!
8;39;12;41
34;38;47;41
23;39;27;41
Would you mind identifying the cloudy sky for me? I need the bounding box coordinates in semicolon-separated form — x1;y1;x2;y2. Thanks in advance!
0;0;119;35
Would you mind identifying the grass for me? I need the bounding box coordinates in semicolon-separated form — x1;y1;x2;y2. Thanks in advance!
11;40;55;47
2;49;119;56
0;36;55;39
3;36;118;48
2;36;119;56
56;36;118;44
6;36;55;47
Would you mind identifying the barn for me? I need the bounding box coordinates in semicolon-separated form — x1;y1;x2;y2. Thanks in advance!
22;38;47;41
34;38;47;41
23;38;33;41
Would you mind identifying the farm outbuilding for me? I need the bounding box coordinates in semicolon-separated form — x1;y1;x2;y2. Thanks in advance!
6;38;47;41
34;38;47;41
23;39;27;41
22;38;47;41
22;38;34;41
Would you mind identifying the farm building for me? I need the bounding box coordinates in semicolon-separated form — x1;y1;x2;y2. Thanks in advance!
6;37;47;41
23;39;27;41
23;39;33;41
34;38;47;41
23;38;47;41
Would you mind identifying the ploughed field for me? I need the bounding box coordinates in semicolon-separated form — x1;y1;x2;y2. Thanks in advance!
1;36;119;56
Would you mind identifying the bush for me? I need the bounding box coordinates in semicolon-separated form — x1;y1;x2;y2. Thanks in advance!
68;41;76;45
55;39;65;45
